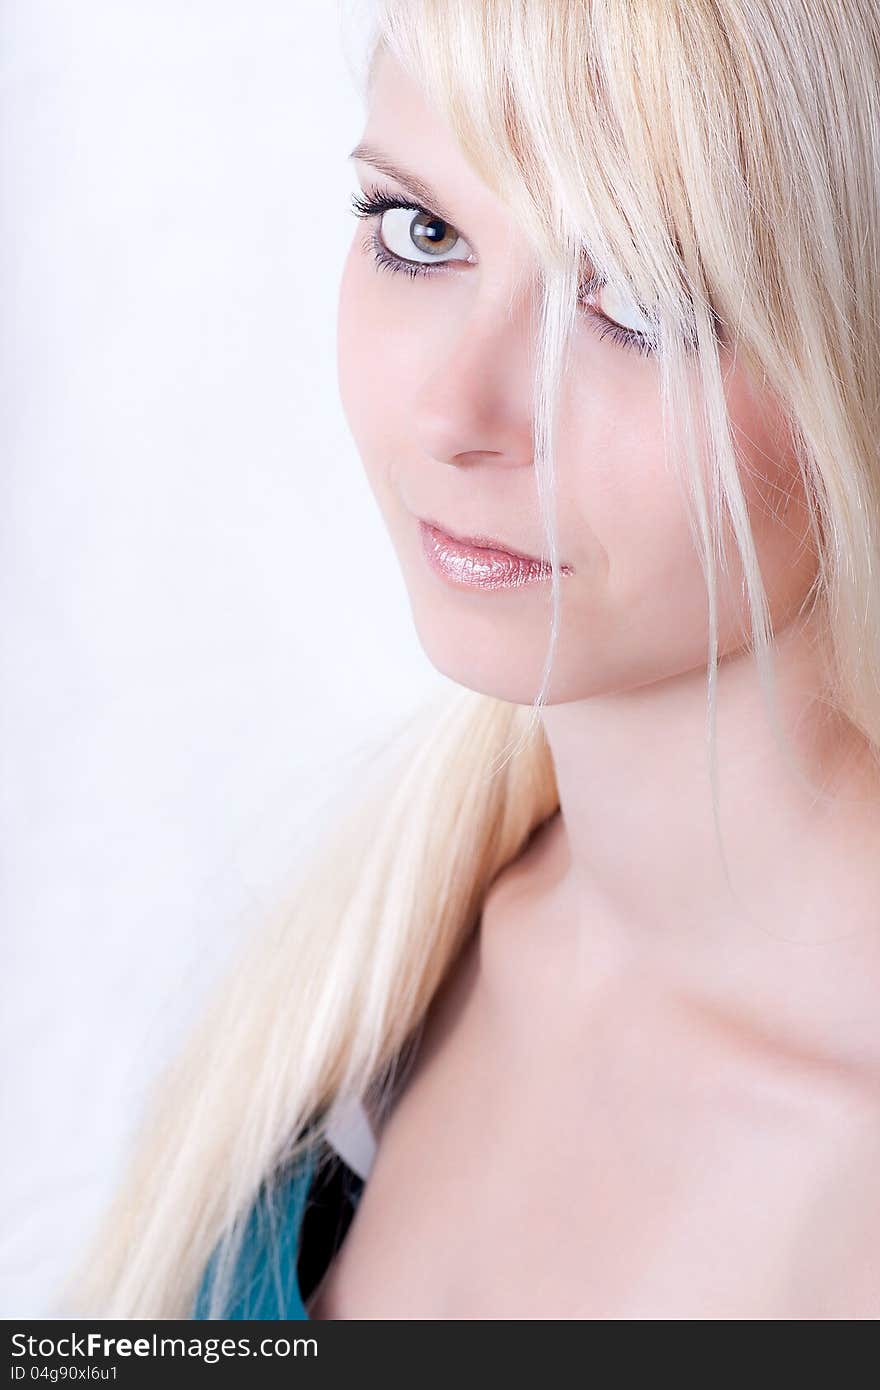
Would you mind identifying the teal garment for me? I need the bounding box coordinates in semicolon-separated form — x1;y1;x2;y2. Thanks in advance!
192;1145;320;1320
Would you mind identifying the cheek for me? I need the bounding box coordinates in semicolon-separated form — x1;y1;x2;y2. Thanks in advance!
336;242;421;494
722;370;818;617
336;244;383;463
558;346;705;612
726;372;807;530
554;341;817;667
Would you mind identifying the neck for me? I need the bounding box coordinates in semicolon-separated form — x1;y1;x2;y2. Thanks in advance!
526;610;880;1073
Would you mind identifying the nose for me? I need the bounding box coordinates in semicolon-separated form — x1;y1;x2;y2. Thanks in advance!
409;289;537;470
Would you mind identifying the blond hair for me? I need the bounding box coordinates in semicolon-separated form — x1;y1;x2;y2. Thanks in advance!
61;0;880;1317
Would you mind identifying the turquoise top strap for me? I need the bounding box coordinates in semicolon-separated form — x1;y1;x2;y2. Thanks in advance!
192;1145;319;1320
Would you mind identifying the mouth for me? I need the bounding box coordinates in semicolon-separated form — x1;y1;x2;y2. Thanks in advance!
418;515;573;568
416;516;574;592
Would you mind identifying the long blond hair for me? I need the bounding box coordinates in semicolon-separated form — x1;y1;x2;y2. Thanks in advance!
61;0;880;1318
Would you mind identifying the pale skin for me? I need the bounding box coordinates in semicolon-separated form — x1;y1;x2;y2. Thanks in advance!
308;49;880;1317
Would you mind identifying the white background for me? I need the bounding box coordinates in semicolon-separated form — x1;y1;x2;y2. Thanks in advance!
0;0;444;1316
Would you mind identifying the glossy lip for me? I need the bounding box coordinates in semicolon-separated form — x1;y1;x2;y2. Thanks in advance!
418;515;555;566
417;516;574;592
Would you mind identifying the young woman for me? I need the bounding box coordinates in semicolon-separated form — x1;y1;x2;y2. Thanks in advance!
65;0;880;1319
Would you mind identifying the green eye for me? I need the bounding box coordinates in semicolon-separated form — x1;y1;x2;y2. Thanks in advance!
593;280;655;335
350;187;474;266
576;271;659;358
378;206;472;264
579;273;655;336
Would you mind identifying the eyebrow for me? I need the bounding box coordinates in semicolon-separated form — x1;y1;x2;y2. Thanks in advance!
348;141;456;224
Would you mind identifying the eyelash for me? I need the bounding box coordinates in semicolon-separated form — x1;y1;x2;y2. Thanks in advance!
349;184;657;359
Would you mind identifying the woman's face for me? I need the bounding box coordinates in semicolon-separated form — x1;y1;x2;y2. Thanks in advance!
337;50;818;704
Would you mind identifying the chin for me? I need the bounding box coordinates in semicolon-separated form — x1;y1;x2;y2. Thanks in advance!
406;603;563;705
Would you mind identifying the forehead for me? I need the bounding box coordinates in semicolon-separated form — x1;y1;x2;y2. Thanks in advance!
365;48;443;137
359;52;504;214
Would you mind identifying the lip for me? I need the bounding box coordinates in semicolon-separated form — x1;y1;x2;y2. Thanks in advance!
417;517;574;592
